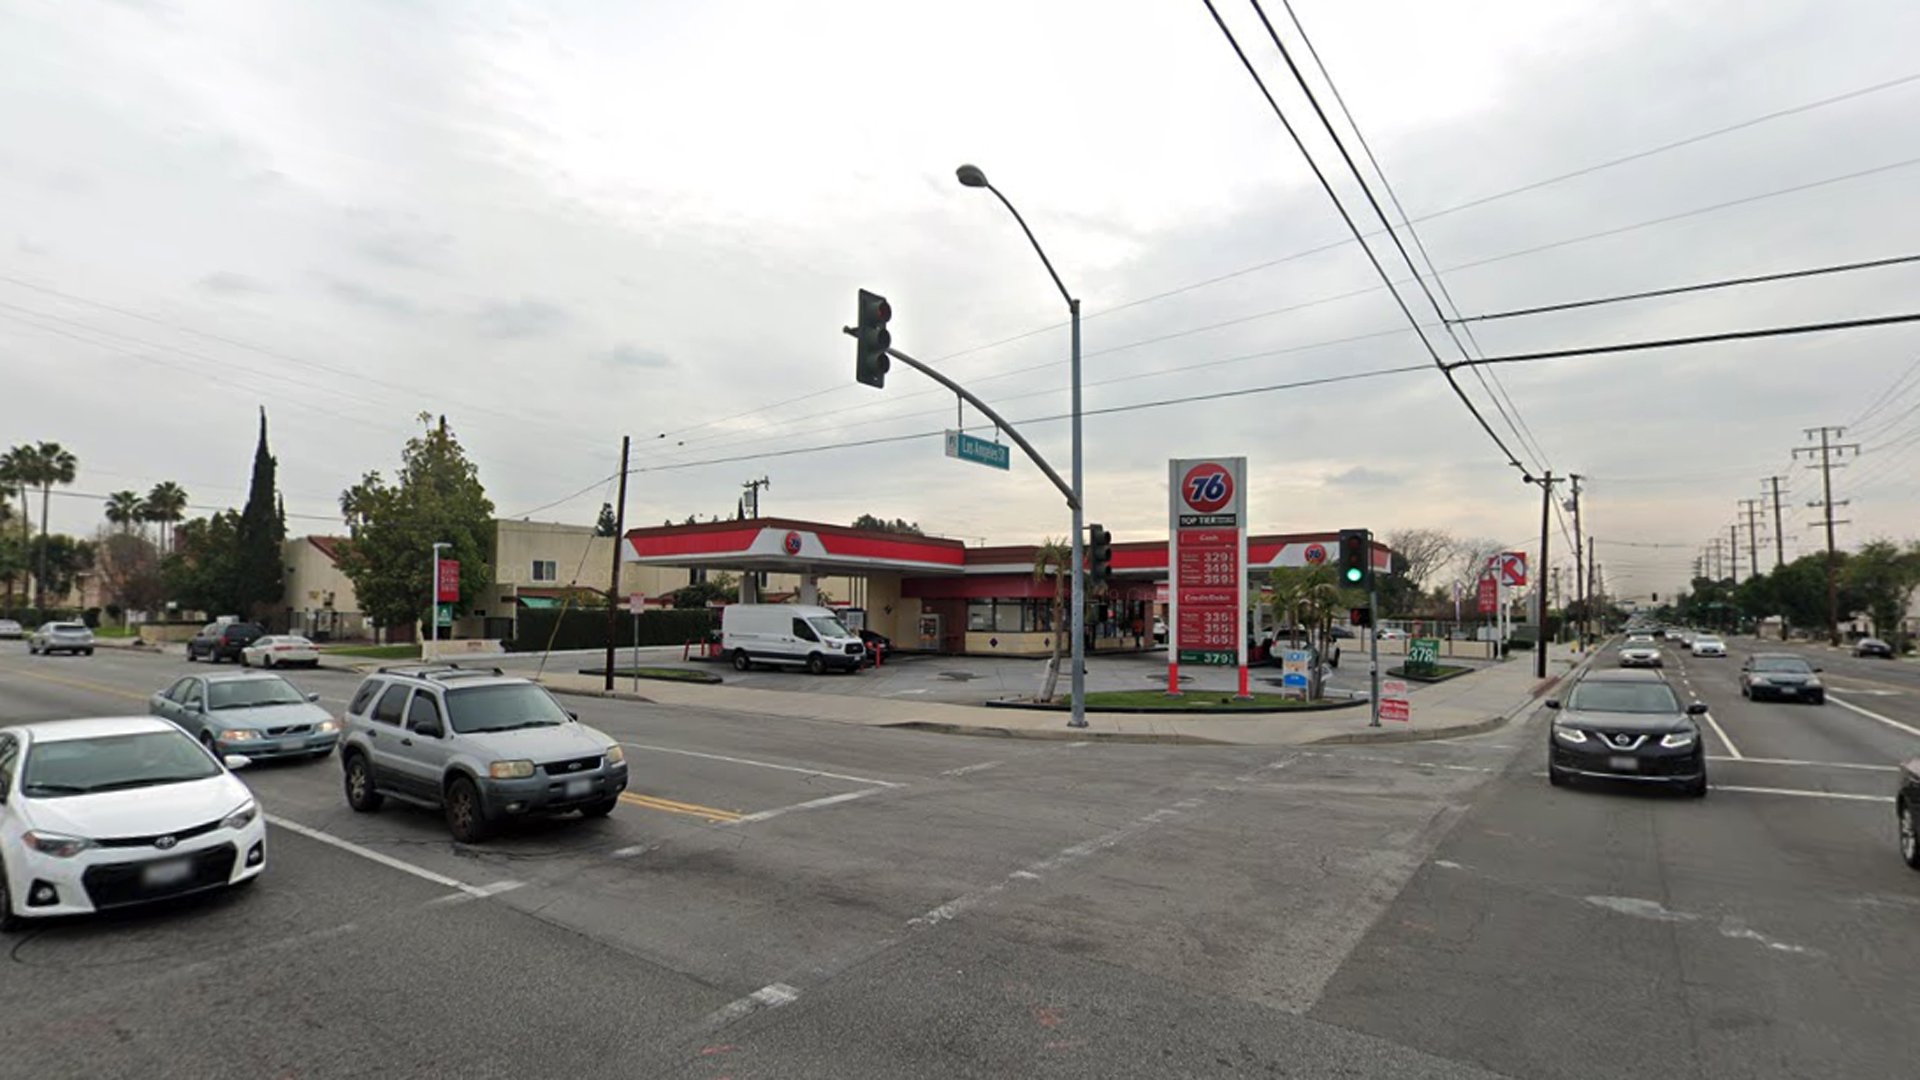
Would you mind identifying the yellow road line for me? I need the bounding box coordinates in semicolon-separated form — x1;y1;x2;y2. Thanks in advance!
618;791;743;822
0;665;148;703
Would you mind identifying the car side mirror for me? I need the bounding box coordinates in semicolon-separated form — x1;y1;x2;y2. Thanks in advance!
411;719;444;739
567;710;580;722
1686;703;1708;715
308;693;321;703
1813;666;1823;672
224;754;253;770
1544;699;1560;710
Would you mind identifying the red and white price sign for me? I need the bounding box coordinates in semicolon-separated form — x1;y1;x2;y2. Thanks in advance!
1380;678;1411;722
1169;458;1247;669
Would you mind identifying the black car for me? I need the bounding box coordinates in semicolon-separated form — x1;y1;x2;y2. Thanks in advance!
1547;669;1708;797
858;628;891;667
186;621;264;663
1854;637;1895;659
1899;759;1920;870
1740;654;1825;704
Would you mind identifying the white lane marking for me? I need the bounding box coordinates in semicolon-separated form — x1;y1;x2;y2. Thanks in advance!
940;760;1005;777
701;982;801;1030
266;814;522;898
892;688;930;695
728;788;885;825
1700;710;1743;759
1583;896;1822;955
1827;694;1920;738
1706;756;1899;771
1712;785;1892;803
1066;741;1089;748
610;844;655;858
619;742;903;788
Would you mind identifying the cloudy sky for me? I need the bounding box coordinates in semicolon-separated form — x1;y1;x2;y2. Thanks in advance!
4;0;1918;599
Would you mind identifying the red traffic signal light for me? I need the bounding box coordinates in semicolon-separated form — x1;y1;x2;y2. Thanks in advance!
856;289;892;389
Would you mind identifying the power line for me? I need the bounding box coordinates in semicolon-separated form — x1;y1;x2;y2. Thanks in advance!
1453;253;1920;324
1446;312;1920;370
1848;354;1920;427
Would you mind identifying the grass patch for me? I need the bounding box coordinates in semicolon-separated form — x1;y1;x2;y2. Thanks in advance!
1389;664;1471;683
1082;690;1333;710
321;644;421;660
589;666;722;685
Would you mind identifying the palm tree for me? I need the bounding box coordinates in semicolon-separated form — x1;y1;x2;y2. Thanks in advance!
1031;537;1071;703
17;442;78;608
105;490;144;534
0;448;26;608
142;481;188;555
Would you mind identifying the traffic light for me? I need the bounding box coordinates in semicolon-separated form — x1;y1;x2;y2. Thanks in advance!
1337;528;1371;587
1350;606;1373;627
855;289;892;388
1087;523;1113;589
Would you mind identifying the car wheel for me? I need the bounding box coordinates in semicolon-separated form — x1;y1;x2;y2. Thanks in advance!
0;861;24;933
239;653;251;667
445;777;492;843
1684;771;1708;798
185;649;196;662
1810;692;1825;706
1900;800;1920;870
732;650;752;672
83;649;93;656
581;797;619;818
1547;763;1568;787
343;753;384;812
806;653;827;675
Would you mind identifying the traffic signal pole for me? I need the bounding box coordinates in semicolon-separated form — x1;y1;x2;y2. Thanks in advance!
1368;570;1381;727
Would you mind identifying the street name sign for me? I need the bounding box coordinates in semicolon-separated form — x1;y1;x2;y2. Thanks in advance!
944;430;1011;471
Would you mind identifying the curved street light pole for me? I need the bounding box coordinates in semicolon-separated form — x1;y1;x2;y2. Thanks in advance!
957;164;1087;728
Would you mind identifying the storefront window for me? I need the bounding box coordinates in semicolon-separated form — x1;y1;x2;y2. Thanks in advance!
967;601;994;632
966;599;1052;633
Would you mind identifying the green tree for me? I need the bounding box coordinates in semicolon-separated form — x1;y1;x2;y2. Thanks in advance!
338;414;496;638
105;490;145;534
230;410;287;623
851;514;924;535
164;511;244;615
669;576;739;608
0;532;26;610
1844;539;1920;648
594;502;619;537
28;533;93;602
142;481;189;555
5;441;79;608
1031;537;1070;703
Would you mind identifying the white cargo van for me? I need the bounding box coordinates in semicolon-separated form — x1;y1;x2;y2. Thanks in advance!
722;604;866;674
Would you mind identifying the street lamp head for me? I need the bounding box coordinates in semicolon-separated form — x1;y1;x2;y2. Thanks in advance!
955;164;989;189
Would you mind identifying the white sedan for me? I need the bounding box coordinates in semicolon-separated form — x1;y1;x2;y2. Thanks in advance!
0;716;266;931
1691;635;1728;657
240;634;320;668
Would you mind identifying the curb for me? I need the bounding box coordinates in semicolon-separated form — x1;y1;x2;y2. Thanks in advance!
982;696;1366;716
576;667;724;686
545;685;657;705
1308;655;1588;746
876;720;1226;745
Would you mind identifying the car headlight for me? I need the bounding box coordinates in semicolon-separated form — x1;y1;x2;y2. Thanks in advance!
1806;678;1822;688
218;729;261;742
23;830;94;858
605;745;625;766
315;719;341;734
221;799;259;830
1553;726;1589;744
1660;732;1696;749
488;759;535;779
1748;676;1770;686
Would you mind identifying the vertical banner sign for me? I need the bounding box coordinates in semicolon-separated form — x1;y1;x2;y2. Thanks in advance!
1475;574;1498;616
1168;456;1249;698
436;560;461;602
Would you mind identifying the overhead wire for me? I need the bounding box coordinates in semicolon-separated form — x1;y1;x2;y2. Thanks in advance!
1445;312;1920;370
1454;253;1920;324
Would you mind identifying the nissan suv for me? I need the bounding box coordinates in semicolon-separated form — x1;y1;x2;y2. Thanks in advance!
336;666;628;842
1546;668;1708;797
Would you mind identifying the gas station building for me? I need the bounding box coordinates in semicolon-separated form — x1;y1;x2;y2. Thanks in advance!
622;517;1391;657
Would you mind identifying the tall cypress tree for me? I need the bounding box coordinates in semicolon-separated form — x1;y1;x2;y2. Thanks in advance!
234;408;286;623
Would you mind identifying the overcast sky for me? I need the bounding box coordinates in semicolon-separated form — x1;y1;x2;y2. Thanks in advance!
4;0;1918;599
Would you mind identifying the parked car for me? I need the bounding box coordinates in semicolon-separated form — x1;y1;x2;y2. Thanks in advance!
240;634;320;669
857;629;892;667
1376;628;1408;640
337;666;628;842
1739;654;1825;704
28;622;93;656
186;622;264;663
1546;669;1708;797
722;604;865;674
0;716;265;932
0;619;23;640
1854;637;1895;659
1898;759;1920;870
1690;635;1727;658
150;672;340;761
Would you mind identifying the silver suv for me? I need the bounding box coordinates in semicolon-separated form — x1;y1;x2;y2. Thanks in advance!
337;666;628;842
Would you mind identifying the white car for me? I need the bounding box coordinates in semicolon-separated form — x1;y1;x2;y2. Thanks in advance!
0;619;23;640
240;634;320;669
28;621;94;656
1618;642;1663;667
1690;635;1727;657
0;716;266;931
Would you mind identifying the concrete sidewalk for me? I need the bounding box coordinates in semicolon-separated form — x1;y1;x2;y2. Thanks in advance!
535;644;1586;746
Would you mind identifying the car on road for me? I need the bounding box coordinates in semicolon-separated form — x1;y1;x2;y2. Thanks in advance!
186;621;265;664
0;619;22;640
1898;759;1920;870
28;621;94;656
337;666;629;842
150;672;341;761
1854;637;1895;659
1546;669;1708;796
1739;654;1825;704
240;634;320;669
1376;627;1407;640
0;716;265;931
1670;629;1695;647
1618;640;1663;668
1690;634;1727;657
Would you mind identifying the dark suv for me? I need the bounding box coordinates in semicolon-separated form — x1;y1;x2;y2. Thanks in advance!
187;622;264;663
1547;668;1708;797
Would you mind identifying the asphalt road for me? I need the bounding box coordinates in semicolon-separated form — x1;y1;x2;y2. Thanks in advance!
2;640;1915;1078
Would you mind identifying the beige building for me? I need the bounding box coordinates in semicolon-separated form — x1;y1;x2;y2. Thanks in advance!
282;536;369;641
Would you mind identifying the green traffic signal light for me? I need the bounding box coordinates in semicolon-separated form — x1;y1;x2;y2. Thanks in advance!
1344;566;1363;583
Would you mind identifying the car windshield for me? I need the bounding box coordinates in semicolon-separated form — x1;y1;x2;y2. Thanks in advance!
21;730;220;797
208;677;308;710
1695;636;1722;644
444;684;572;733
49;623;87;633
1567;680;1681;714
807;616;853;639
1751;657;1813;673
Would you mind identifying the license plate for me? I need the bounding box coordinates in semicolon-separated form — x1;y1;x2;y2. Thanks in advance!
1609;755;1640;772
142;859;193;887
564;778;592;799
1778;687;1798;696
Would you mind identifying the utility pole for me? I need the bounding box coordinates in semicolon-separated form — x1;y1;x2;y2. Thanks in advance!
1534;473;1559;678
1705;537;1722;581
1794;426;1859;646
1738;498;1765;578
603;436;631;692
742;476;770;519
1729;522;1740;586
1762;476;1788;569
1567;475;1585;648
1587;533;1597;636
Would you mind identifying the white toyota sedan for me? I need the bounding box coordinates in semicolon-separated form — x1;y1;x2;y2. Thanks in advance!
240;634;321;669
1690;635;1728;657
0;717;266;930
